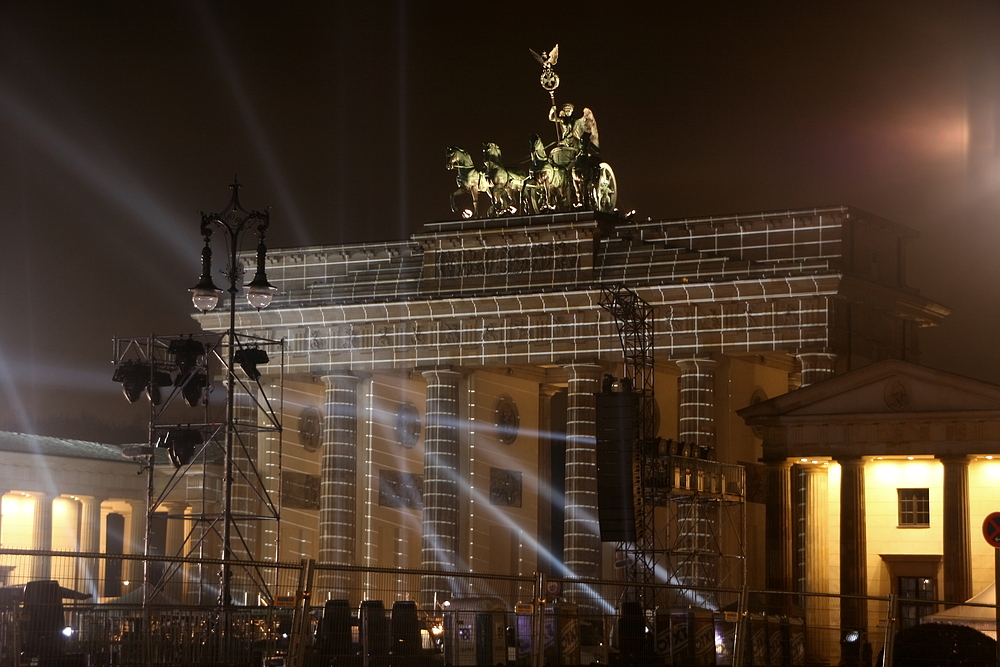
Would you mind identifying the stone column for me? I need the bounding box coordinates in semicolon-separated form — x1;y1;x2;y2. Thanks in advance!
185;474;220;604
676;357;717;448
31;493;53;581
319;373;359;598
676;356;718;588
837;457;868;664
764;352;837;604
797;351;837;388
537;386;559;575
126;500;146;590
799;463;830;663
764;460;794;596
162;501;188;602
260;378;283;562
421;369;462;607
939;455;971;606
77;496;104;599
563;363;603;611
230;387;259;563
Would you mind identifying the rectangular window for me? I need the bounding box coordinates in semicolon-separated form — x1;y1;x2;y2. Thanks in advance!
898;488;930;526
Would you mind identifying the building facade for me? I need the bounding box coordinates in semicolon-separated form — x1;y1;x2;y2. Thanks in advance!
188;205;950;606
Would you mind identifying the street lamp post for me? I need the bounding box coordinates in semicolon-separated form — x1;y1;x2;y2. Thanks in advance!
190;180;275;606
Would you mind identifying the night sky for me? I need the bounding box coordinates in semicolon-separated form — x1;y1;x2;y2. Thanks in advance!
1;2;998;443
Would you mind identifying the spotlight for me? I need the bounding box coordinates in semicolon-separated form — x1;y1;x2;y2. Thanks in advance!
112;360;148;404
145;368;173;406
178;371;209;408
157;428;202;468
169;337;205;375
234;347;269;381
113;360;170;404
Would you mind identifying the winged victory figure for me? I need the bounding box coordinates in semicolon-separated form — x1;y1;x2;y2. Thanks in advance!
529;44;559;68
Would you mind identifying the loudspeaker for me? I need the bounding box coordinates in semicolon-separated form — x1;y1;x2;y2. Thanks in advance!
595;391;639;542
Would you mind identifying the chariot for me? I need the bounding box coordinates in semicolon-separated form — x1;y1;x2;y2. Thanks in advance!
446;44;619;218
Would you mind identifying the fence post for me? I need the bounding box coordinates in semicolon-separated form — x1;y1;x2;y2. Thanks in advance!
881;594;896;667
288;558;317;667
534;572;545;667
732;585;749;667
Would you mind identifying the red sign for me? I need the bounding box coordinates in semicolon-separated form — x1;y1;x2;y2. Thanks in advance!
983;512;1000;548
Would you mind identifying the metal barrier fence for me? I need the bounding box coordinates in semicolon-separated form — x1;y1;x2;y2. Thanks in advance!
0;548;918;667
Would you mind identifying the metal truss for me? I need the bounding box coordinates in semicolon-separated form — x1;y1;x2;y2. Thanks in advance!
112;331;284;605
599;284;657;603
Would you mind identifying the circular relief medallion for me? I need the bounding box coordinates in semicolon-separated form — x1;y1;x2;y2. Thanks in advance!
884;380;911;411
495;396;520;444
395;402;421;448
299;406;322;453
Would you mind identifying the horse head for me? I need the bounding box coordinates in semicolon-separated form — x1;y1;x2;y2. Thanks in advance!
529;134;549;169
445;146;472;169
483;142;502;167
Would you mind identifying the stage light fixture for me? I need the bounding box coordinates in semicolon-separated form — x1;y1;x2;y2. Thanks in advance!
177;371;209;407
157;428;203;468
234;347;269;381
112;360;148;403
169;337;205;375
144;368;174;406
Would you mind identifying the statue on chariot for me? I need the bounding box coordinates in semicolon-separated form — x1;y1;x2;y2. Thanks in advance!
446;45;618;218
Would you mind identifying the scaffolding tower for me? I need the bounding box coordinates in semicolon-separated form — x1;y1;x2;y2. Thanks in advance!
600;284;745;609
113;330;283;605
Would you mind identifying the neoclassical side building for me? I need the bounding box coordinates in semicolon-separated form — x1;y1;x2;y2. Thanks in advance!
739;360;1000;644
188;204;951;611
0;432;147;599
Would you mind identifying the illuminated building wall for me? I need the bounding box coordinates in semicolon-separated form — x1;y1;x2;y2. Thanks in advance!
0;433;146;599
741;360;1000;662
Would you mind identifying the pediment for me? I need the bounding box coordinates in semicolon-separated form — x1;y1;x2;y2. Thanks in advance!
738;359;1000;421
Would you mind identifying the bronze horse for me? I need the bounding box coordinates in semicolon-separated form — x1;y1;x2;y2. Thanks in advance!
446;146;491;217
524;133;573;213
483;142;527;215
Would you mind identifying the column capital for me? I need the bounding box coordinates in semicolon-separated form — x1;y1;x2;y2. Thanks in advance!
674;355;717;372
936;453;972;465
421;367;462;383
763;458;794;470
126;498;146;510
796;460;830;474
834;455;866;468
539;383;562;398
160;501;190;515
562;363;605;384
320;372;360;389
